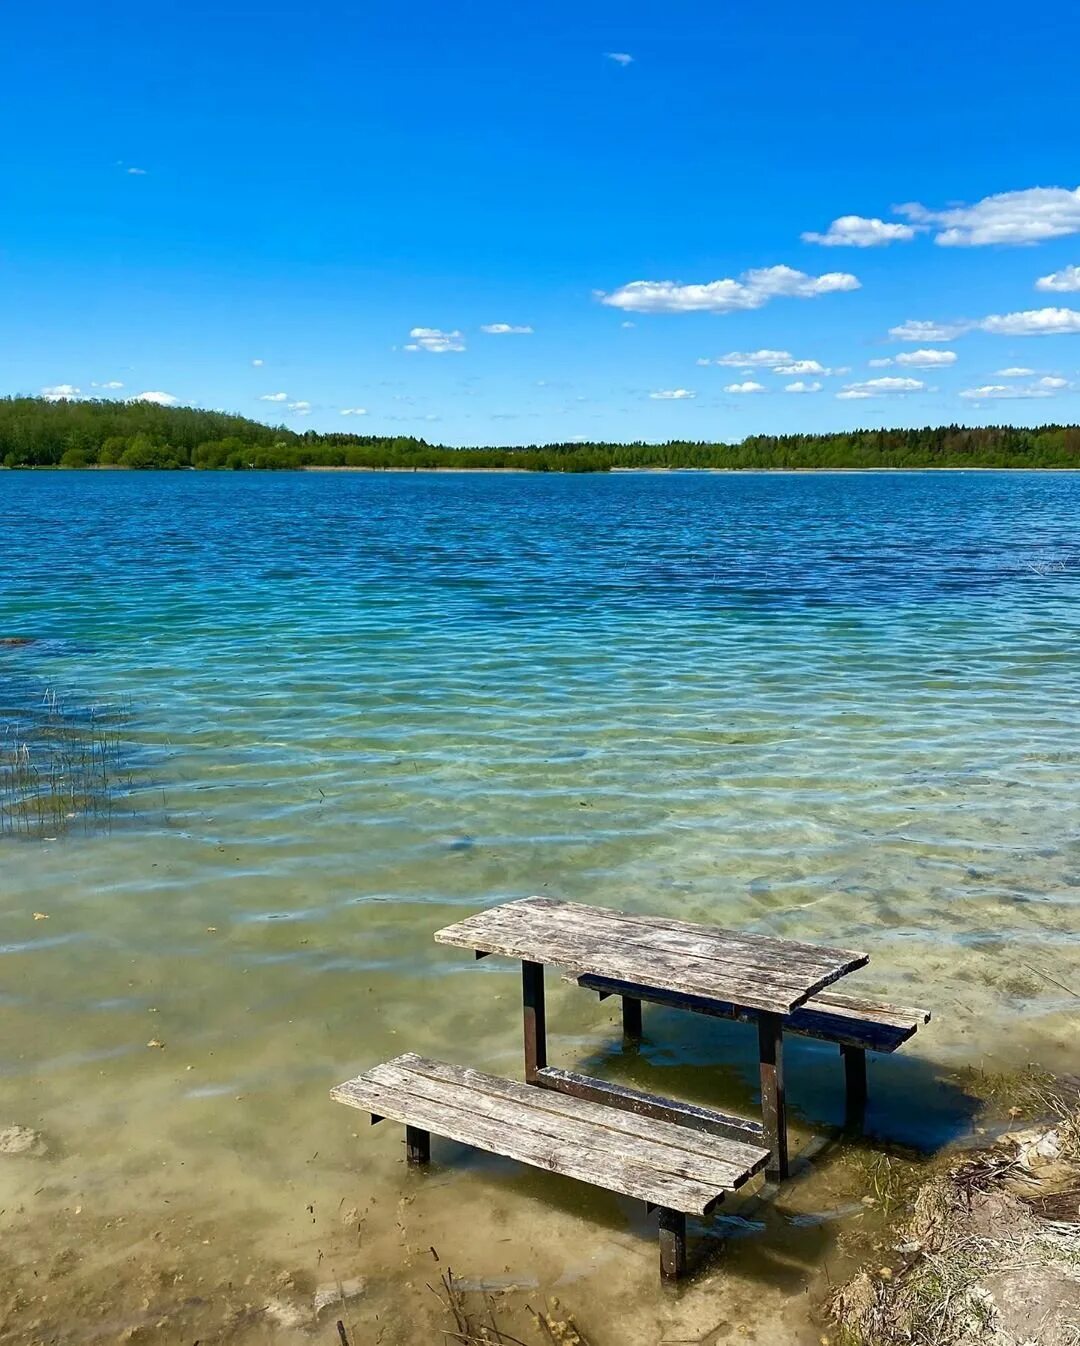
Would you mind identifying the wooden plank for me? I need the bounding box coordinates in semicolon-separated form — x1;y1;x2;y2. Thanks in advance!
437;899;865;995
801;989;931;1029
374;1055;767;1183
506;897;867;967
522;960;546;1082
332;1063;747;1214
572;973;929;1054
535;1067;766;1148
334;1073;722;1213
437;902;855;1014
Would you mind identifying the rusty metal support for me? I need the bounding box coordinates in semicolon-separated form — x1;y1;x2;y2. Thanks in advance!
522;960;547;1082
758;1012;788;1181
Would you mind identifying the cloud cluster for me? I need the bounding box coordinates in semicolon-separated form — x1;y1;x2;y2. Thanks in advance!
979;307;1080;336
405;327;466;353
41;384;80;400
480;323;533;335
599;265;860;314
260;392;288;402
724;381;765;394
649;388;695;400
888;319;968;342
897;186;1080;247
802;215;916;247
701;349;792;368
288;401;311;415
896;349;957;368
133;390;178;405
960;376;1070;401
605;52;633;65
340;408;367;416
837;377;925;400
1036;265;1080;292
785;381;822;394
890;308;1080;341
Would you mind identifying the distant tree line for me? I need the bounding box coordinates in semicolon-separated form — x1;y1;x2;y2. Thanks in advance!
2;396;1080;471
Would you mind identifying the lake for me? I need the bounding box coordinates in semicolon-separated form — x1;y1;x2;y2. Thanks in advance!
2;469;1078;1344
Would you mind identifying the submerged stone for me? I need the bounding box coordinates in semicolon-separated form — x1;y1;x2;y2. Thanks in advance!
313;1276;366;1316
0;1124;49;1157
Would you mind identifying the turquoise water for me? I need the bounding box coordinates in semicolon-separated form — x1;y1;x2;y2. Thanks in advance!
1;469;1079;1344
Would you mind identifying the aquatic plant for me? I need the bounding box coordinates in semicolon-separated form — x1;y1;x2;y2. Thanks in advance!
0;689;134;839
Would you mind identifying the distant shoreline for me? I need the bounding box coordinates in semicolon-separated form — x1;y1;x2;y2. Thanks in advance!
5;464;1080;475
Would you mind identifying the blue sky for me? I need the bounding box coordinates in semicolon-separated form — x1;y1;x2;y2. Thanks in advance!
4;1;1080;445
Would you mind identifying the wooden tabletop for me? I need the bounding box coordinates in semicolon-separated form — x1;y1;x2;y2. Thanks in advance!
435;897;868;1016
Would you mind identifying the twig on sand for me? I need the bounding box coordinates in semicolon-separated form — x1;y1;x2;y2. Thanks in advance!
1020;961;1080;999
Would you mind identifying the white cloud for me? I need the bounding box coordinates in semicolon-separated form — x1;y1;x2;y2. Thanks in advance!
802;215;917;247
889;318;970;341
340;407;368;416
773;359;830;375
724;381;766;394
133;390;178;405
251;358;264;367
480;323;533;334
995;367;1035;377
978;307;1080;336
1036;264;1080;292
605;52;633;65
598;265;860;314
649;388;696;400
868;357;893;368
620;320;635;328
260;392;288;402
706;349;793;368
41;384;80;400
895;349;958;368
897;186;1080;247
126;167;147;176
785;381;823;393
837;376;926;400
959;377;1065;401
287;400;311;415
90;380;124;389
405;327;466;353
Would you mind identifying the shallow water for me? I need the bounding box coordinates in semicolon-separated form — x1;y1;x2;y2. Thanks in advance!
1;469;1078;1343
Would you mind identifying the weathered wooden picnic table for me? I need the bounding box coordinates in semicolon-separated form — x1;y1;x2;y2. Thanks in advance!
334;896;929;1281
435;896;873;1182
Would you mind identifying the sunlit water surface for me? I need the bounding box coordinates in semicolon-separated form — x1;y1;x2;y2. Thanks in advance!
1;470;1078;1344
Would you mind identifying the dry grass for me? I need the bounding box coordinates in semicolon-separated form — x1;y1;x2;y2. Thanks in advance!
830;1084;1080;1346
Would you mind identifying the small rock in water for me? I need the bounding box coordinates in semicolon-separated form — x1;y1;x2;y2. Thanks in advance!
0;637;34;646
0;1125;49;1157
263;1297;310;1330
313;1277;366;1316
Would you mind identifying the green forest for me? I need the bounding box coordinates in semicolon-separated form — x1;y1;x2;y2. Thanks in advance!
2;395;1080;471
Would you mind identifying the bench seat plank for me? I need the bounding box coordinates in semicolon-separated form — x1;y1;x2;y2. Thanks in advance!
572;974;930;1053
332;1054;769;1215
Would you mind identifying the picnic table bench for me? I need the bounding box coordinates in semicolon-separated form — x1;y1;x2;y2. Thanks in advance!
333;896;930;1281
332;1053;770;1279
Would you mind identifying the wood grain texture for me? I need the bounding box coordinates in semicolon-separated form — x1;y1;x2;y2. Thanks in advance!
435;897;868;1015
571;973;929;1053
332;1053;769;1215
535;1066;765;1147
